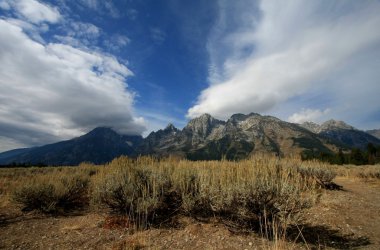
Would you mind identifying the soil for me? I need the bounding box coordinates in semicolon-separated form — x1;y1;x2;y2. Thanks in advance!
0;177;379;250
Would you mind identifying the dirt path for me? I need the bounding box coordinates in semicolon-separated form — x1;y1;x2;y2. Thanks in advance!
0;177;379;249
298;177;380;249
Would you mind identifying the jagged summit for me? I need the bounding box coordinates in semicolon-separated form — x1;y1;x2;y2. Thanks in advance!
164;123;178;132
186;113;216;125
300;119;379;149
301;120;356;133
301;121;321;133
320;119;356;131
185;114;224;132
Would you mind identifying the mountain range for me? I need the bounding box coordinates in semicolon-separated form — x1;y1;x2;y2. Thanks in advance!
0;113;379;165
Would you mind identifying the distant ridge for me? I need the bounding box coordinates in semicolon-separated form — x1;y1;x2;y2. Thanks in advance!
1;113;379;165
0;127;143;166
300;120;380;149
366;129;380;139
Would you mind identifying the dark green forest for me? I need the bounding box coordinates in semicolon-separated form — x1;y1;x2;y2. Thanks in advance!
302;143;380;165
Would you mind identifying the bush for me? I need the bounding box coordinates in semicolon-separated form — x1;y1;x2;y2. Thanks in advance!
92;158;175;228
13;174;89;213
297;165;337;189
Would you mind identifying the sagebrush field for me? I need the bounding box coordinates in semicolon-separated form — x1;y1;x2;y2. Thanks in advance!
1;156;380;249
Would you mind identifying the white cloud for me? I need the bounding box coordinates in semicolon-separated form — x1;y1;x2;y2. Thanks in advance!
188;0;380;127
0;19;145;151
103;34;131;51
77;0;119;18
3;0;61;24
288;108;330;124
69;21;100;39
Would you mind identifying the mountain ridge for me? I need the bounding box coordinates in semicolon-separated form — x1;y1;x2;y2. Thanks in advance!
300;120;379;149
1;114;379;165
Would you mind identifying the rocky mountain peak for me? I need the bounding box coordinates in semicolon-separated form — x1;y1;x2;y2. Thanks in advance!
320;119;356;131
301;121;321;133
164;123;178;132
185;113;224;140
230;113;259;121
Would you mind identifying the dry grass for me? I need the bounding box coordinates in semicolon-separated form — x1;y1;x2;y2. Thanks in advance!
311;162;380;180
0;166;98;210
91;156;329;233
1;156;341;242
2;157;380;250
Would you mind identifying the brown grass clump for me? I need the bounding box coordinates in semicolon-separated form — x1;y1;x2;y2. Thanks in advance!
296;164;337;189
10;166;97;213
319;163;380;180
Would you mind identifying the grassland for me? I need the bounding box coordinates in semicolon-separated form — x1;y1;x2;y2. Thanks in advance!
1;156;380;249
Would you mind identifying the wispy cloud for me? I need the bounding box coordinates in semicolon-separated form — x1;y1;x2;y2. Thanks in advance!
288;108;331;124
126;9;138;21
77;0;120;18
103;34;131;51
150;27;166;44
188;0;380;129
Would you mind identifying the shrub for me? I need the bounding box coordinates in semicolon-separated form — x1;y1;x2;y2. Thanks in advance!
91;158;174;228
297;165;337;189
12;173;89;213
356;166;380;180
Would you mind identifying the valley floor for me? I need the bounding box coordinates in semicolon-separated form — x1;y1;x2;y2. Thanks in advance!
0;177;379;249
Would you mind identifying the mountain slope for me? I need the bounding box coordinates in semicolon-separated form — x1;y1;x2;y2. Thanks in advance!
301;120;380;149
366;129;380;139
0;127;143;165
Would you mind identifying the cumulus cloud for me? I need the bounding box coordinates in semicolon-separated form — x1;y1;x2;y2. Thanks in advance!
1;0;61;24
0;15;145;151
288;108;330;124
188;0;380;127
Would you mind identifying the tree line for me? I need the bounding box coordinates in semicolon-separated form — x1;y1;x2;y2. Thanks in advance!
301;143;380;165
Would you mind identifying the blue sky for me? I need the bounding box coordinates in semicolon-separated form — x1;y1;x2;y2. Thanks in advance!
0;0;380;152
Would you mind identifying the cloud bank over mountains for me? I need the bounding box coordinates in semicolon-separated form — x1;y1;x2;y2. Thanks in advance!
188;0;380;128
0;0;145;151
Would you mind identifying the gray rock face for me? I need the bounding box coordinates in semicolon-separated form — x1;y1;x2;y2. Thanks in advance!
301;121;322;133
183;113;226;145
320;120;356;132
140;113;333;160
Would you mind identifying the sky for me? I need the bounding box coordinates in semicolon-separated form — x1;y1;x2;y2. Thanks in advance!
0;0;380;152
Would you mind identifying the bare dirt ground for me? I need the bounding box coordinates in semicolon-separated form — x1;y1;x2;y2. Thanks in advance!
1;177;379;250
